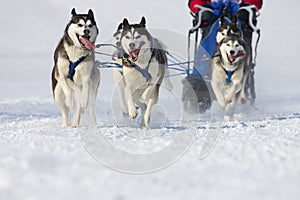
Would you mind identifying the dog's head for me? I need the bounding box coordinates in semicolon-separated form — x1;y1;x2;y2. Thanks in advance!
120;17;151;61
66;8;98;50
216;15;243;44
219;35;245;65
112;23;123;60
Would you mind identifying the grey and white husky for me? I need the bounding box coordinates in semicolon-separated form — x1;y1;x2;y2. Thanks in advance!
211;23;246;118
118;17;167;128
51;8;100;128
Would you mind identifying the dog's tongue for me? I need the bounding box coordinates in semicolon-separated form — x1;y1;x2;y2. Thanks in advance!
129;49;140;60
79;36;96;50
228;55;235;63
129;41;146;60
229;50;245;63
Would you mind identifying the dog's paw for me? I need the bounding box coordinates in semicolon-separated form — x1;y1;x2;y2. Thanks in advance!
62;123;69;128
240;97;246;104
129;108;138;119
218;99;226;108
71;123;79;128
224;95;232;105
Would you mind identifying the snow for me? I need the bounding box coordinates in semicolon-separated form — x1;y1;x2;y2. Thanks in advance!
1;0;300;200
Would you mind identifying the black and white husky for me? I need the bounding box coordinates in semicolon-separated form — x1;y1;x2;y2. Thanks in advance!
211;17;246;118
112;20;172;118
51;8;100;128
118;17;167;128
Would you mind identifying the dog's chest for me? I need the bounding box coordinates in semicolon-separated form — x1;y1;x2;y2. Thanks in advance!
123;67;148;88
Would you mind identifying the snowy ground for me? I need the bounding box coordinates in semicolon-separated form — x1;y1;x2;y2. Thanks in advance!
1;0;300;200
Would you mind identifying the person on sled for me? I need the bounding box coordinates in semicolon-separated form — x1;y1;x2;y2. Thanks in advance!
188;0;262;41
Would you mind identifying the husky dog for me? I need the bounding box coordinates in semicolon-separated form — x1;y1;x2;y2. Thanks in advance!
51;8;100;128
215;14;251;104
211;31;246;118
119;17;166;128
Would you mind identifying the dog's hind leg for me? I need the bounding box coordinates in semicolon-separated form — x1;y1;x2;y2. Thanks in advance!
54;85;71;128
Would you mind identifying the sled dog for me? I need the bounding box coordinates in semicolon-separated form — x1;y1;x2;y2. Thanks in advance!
51;8;100;127
211;30;246;118
112;21;172;117
215;14;252;103
119;17;166;128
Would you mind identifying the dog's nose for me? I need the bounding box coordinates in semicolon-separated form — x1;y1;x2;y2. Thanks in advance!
84;29;90;35
129;43;135;49
230;50;235;55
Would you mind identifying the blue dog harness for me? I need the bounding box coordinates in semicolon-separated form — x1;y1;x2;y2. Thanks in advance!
67;55;87;81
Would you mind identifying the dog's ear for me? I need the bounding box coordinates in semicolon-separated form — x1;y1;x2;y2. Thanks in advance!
88;9;94;18
117;23;123;31
220;15;227;26
232;14;238;25
122;18;129;27
71;8;77;16
140;16;146;27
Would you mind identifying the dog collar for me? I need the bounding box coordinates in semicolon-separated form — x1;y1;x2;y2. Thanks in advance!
67;55;87;81
223;68;235;83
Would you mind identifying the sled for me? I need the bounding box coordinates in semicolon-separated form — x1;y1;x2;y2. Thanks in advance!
182;3;261;113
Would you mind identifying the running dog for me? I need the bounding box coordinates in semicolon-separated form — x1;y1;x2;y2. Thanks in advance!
211;30;246;118
215;14;252;104
119;17;166;128
51;8;100;128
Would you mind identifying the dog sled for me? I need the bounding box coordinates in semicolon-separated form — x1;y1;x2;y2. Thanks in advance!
182;1;261;112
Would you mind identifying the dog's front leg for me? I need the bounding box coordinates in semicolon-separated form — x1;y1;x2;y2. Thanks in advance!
114;69;128;115
81;76;90;109
211;78;226;108
143;85;159;128
225;80;242;105
58;76;73;109
72;86;83;128
126;85;138;119
57;59;74;109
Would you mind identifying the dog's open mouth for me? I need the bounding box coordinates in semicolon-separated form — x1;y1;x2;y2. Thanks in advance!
129;41;146;61
77;34;96;50
227;50;245;64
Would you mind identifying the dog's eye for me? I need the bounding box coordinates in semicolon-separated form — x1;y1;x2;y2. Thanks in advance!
78;24;83;27
88;24;93;28
226;44;230;47
235;44;239;47
135;35;141;39
125;36;130;39
221;33;225;36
